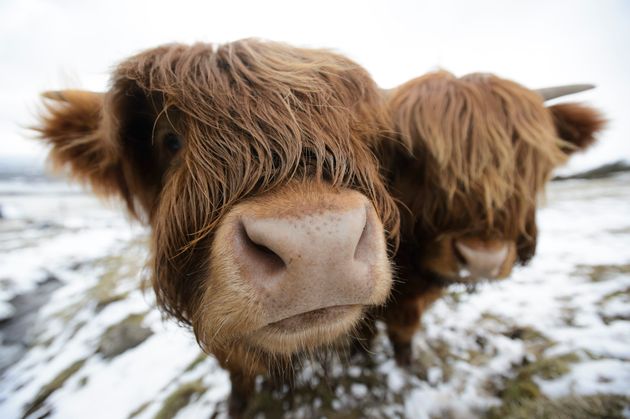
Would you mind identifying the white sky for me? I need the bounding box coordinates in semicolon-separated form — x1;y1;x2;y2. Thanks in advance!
1;0;629;171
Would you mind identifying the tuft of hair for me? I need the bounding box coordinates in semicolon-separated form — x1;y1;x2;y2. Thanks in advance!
35;90;131;205
549;103;606;152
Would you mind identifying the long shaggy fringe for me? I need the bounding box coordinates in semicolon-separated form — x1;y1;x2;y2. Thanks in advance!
387;71;568;250
105;40;399;325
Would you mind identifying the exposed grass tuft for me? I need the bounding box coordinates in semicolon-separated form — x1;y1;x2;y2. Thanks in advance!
153;380;206;419
486;352;583;418
575;264;630;283
486;394;630;419
22;359;86;418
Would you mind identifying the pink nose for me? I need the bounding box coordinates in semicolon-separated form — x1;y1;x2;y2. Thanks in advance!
454;240;509;279
233;192;388;324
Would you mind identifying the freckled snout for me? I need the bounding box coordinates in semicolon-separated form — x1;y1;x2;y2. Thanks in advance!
230;188;391;327
454;238;514;279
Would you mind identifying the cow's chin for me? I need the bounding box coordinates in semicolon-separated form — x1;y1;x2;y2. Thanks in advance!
424;256;515;285
421;235;517;285
427;267;511;286
246;305;364;355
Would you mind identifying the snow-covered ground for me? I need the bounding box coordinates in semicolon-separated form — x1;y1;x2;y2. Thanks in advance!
0;175;628;418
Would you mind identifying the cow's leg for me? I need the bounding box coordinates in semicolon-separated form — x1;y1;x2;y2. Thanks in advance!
227;368;256;418
385;285;443;366
385;298;421;366
217;346;267;418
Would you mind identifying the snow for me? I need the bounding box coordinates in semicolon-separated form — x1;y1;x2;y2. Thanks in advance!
540;359;630;398
0;174;629;418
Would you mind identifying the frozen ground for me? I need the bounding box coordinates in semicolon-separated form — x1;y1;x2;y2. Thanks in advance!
0;174;628;418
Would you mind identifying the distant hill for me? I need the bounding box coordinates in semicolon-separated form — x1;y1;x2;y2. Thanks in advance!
553;160;630;181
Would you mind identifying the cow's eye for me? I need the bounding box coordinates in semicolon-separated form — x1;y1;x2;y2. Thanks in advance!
163;132;183;153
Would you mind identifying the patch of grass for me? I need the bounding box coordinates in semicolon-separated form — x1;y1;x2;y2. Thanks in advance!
427;338;457;382
485;394;630;419
601;313;630;325
128;401;150;419
95;292;129;312
153;380;206;419
486;353;582;419
22;359;86;418
445;289;465;305
479;311;512;327
408;336;460;382
49;254;137;323
77;376;89;388
597;287;630;325
599;287;630;305
504;326;555;358
466;346;496;367
504;326;548;343
57;241;147;320
88;254;137;311
37;336;55;348
498;375;542;405
184;352;207;372
575;264;630;283
521;353;580;380
607;226;630;235
66;320;87;342
559;306;578;327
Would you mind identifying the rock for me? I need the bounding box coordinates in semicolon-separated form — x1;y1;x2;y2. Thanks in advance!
0;274;62;373
97;313;153;359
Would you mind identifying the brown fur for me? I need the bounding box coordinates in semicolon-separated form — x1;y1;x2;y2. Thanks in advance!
380;70;605;364
550;103;606;152
35;39;400;414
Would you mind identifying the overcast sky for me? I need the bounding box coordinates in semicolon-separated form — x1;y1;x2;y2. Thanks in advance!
1;0;628;171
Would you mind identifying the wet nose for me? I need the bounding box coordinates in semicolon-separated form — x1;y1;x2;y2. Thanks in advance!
233;192;387;323
241;204;370;272
454;239;510;279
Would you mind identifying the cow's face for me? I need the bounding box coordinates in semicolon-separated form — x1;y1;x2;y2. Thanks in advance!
385;71;605;284
36;41;399;362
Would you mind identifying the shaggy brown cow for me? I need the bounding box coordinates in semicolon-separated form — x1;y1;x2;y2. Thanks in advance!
379;71;605;364
35;39;400;415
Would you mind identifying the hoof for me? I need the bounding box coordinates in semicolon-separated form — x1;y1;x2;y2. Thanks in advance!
392;341;412;367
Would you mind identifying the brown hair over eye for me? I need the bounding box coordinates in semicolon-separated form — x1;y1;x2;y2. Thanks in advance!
163;132;182;153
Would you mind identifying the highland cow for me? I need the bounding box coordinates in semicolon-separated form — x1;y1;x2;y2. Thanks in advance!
36;39;400;415
379;71;605;364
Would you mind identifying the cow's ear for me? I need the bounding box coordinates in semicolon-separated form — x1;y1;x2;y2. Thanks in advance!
548;103;606;154
36;90;132;207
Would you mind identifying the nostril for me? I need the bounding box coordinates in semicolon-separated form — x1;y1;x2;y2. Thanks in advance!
453;241;468;266
239;222;286;275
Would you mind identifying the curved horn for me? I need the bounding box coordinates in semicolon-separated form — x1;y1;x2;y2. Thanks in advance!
535;84;595;101
42;90;103;103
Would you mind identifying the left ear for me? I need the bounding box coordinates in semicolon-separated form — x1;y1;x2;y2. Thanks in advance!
548;103;606;153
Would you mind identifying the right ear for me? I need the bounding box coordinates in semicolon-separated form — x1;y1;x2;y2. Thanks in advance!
36;90;133;210
548;102;606;154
